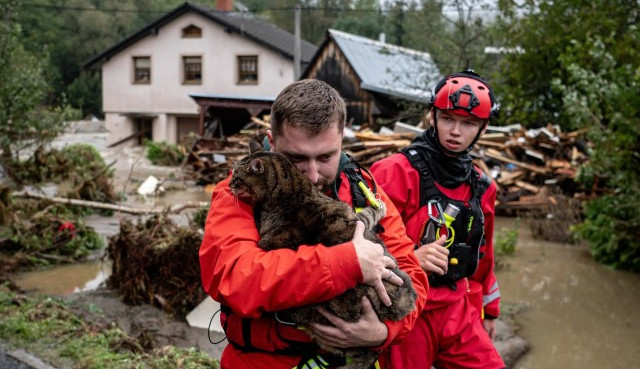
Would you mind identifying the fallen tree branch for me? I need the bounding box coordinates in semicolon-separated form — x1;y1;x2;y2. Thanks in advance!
13;191;208;215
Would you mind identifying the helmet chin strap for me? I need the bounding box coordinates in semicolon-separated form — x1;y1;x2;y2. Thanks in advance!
432;114;486;157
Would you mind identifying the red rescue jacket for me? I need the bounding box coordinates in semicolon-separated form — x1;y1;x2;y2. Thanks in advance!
370;153;500;318
199;166;428;369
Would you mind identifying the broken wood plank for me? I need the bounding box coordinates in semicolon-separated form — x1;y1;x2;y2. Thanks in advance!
497;170;525;185
362;140;411;148
515;180;541;194
250;116;270;128
476;139;507;149
485;149;548;175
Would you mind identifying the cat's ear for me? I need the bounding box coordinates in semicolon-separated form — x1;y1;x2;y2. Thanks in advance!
249;158;265;174
249;141;263;154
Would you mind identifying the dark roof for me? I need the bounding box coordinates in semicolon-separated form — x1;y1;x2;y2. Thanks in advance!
85;2;317;69
305;29;441;103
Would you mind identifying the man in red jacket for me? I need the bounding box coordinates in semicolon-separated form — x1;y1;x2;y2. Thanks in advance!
199;79;428;369
371;70;505;369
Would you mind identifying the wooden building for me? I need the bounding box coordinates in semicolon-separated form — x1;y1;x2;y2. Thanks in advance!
302;29;441;127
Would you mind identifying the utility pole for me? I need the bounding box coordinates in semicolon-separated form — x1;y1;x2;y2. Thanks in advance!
294;4;301;80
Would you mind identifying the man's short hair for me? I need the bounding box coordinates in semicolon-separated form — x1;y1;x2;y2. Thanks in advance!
270;79;346;139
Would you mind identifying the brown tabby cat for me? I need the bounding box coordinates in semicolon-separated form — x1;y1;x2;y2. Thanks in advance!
229;141;417;369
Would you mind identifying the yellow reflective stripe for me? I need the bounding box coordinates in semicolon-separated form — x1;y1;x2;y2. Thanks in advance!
291;355;330;369
374;360;381;369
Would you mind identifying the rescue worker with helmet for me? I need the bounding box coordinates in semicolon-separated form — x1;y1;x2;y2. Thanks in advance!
199;79;428;369
371;70;505;369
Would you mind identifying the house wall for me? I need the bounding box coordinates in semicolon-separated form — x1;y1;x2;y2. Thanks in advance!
101;11;295;146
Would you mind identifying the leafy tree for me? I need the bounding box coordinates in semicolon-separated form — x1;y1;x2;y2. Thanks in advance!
0;1;77;163
332;0;383;40
493;0;640;128
263;0;355;44
400;0;500;79
554;35;640;271
383;0;407;46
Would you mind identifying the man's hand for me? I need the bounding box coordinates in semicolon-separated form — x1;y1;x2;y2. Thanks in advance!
483;318;496;340
308;296;388;348
414;235;449;274
352;221;403;306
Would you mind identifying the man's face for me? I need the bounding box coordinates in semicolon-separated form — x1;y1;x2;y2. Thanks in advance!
268;122;343;191
430;109;487;154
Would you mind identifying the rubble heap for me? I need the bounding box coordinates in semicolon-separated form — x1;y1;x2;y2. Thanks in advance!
107;214;206;317
184;121;592;215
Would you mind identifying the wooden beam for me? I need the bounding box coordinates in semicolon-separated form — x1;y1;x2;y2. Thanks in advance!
514;180;541;193
485;149;548;174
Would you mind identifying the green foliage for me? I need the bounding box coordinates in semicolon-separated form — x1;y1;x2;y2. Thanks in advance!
495;225;518;257
7;143;117;205
494;221;518;270
552;35;640;271
145;140;185;166
493;0;640;128
191;204;211;229
0;203;103;269
0;293;220;369
0;1;78;161
333;0;383;39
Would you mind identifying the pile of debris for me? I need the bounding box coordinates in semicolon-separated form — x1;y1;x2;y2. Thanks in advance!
473;124;590;212
107;214;206;317
183;120;592;214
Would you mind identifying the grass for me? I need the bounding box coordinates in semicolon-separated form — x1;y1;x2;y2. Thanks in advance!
0;292;219;369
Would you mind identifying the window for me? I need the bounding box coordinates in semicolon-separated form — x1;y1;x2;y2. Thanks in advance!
183;56;202;84
182;24;202;38
238;55;258;84
133;56;151;84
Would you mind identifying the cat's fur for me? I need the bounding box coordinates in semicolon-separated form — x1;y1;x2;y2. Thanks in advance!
229;141;417;369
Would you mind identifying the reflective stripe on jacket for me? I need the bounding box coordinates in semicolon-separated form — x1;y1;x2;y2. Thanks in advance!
199;167;429;369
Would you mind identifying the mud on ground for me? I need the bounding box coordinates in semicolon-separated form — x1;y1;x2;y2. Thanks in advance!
63;289;227;361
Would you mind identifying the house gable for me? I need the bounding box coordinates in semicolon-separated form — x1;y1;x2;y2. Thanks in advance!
85;2;317;70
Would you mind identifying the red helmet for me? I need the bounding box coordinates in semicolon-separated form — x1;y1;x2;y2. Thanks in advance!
430;70;498;120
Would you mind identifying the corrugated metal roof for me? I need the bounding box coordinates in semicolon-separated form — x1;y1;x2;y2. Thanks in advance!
329;29;440;103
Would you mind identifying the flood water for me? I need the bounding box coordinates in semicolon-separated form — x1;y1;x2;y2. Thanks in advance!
494;217;640;369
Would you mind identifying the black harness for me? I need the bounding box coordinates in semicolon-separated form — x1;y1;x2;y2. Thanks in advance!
402;146;492;290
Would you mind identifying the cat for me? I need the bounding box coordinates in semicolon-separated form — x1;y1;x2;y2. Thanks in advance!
228;141;417;369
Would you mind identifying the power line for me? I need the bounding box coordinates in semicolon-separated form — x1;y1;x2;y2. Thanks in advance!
20;2;500;15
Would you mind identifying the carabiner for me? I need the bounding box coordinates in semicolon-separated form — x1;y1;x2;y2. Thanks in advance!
427;199;445;226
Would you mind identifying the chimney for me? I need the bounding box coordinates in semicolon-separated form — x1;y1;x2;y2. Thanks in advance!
215;0;233;12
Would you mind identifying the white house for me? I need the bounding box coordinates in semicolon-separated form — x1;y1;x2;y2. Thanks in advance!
86;1;317;147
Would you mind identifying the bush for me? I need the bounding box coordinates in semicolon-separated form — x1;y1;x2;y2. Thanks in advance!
145;140;185;166
554;35;640;272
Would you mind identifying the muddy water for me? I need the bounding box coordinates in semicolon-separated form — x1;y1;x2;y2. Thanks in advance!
15;260;112;295
495;217;640;369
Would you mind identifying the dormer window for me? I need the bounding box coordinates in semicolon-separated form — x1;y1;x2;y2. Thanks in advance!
182;25;202;38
